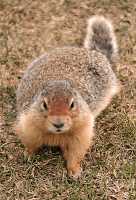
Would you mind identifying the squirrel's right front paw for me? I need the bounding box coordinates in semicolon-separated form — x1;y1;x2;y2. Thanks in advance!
23;147;36;160
23;150;33;161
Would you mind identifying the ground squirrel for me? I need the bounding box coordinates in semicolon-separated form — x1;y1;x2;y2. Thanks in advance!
15;16;120;179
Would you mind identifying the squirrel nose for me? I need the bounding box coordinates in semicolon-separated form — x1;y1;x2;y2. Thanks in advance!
53;123;64;129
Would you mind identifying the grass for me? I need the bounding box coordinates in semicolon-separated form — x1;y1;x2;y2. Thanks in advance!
0;0;136;199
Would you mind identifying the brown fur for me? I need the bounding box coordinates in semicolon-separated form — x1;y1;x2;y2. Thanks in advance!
15;16;120;178
15;100;94;178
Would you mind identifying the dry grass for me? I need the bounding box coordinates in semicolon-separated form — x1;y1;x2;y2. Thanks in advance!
0;0;136;199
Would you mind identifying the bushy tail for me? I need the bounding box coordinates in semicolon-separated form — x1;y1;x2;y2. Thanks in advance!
84;16;118;63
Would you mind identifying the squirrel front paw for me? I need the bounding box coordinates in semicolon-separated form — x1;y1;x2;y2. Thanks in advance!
68;167;82;179
67;163;82;179
23;149;34;161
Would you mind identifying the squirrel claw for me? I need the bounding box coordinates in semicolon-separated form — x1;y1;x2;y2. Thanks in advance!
68;167;82;180
23;150;32;161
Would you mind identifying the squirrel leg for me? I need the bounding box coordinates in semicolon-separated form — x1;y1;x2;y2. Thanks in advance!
16;113;44;155
60;144;68;160
20;128;43;156
66;125;94;179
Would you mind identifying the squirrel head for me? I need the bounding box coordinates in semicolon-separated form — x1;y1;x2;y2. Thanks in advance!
32;80;84;134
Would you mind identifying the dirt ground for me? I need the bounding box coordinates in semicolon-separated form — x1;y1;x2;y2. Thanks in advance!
0;0;136;199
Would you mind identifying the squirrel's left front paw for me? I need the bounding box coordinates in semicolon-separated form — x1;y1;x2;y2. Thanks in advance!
68;166;82;179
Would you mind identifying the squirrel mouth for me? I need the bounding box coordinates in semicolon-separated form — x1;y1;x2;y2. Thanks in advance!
47;118;72;134
52;128;68;134
56;129;61;132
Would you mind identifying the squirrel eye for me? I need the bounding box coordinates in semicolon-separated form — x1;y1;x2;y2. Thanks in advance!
42;100;48;110
70;99;75;110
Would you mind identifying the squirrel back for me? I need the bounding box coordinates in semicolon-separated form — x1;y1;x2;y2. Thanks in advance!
16;16;120;118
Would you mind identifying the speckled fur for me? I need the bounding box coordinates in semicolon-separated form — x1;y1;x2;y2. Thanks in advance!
16;16;120;178
17;48;119;116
